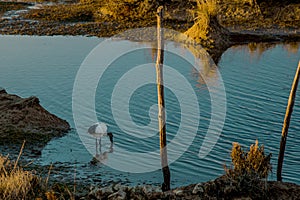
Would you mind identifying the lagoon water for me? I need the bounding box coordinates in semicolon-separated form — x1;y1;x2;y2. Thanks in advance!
0;35;299;187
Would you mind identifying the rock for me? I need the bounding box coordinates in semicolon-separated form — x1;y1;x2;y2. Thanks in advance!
173;189;184;196
102;186;114;195
0;87;6;94
108;190;127;200
127;186;144;200
89;186;114;200
153;186;162;193
0;89;70;142
142;185;162;194
192;183;204;195
142;185;153;194
224;184;235;194
113;183;127;192
160;190;176;199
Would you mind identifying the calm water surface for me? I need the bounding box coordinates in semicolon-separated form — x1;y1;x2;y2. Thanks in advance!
0;35;299;186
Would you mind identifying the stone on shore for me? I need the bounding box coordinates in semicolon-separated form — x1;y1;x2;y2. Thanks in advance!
0;88;70;144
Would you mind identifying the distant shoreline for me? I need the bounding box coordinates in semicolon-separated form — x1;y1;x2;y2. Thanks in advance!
0;1;300;62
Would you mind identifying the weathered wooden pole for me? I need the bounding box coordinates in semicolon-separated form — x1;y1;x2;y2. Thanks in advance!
156;6;170;191
277;61;300;181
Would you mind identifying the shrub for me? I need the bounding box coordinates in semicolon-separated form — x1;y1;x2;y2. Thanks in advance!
222;140;272;198
230;140;272;178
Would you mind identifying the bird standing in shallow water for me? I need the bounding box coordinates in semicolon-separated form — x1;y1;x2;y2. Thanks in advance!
88;122;113;154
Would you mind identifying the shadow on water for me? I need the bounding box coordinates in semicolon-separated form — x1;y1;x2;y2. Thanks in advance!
90;143;114;166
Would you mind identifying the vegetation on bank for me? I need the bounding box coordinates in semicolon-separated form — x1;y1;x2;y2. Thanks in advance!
23;0;300;27
23;0;300;31
19;0;300;60
0;143;42;200
222;140;272;199
0;2;28;16
1;0;299;62
0;155;36;199
0;153;75;200
23;0;158;23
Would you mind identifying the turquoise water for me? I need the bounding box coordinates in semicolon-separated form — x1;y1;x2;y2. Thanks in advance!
0;35;299;186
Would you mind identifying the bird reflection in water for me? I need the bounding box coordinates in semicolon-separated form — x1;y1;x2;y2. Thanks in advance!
88;122;114;165
90;143;114;165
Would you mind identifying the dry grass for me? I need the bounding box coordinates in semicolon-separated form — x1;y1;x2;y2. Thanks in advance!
92;0;155;22
0;141;76;200
220;140;272;198
230;140;272;178
24;0;156;23
185;0;218;42
0;152;37;199
24;4;95;22
184;0;231;55
0;2;28;16
218;0;300;28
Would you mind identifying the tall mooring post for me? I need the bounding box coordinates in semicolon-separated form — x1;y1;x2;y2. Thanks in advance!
155;6;170;191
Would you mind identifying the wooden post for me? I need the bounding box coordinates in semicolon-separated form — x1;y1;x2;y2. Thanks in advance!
156;6;170;191
277;61;300;181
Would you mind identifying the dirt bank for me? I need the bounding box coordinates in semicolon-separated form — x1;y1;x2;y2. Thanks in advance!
0;1;299;63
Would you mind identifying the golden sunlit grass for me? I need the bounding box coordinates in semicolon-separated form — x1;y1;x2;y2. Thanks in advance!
0;154;37;199
0;141;75;200
24;4;95;22
97;0;155;21
230;140;272;178
0;2;27;16
184;0;217;42
217;0;263;27
184;0;231;54
222;140;272;198
24;0;155;23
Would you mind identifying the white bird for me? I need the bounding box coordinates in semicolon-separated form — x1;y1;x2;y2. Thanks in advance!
88;122;113;154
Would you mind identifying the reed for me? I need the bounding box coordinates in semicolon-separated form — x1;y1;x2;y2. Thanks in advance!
0;141;37;199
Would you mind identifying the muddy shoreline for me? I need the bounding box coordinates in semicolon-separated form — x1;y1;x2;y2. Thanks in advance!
1;19;299;63
0;1;299;63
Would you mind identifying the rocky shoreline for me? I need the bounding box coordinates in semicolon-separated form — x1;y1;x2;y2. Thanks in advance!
74;178;300;199
0;88;70;156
